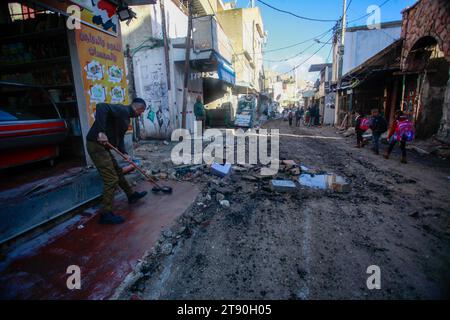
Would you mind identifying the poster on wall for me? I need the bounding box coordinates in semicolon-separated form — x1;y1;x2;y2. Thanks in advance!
37;0;119;36
70;0;119;36
75;26;129;125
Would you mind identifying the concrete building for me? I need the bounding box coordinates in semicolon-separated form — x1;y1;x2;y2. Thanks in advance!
309;63;334;124
121;0;236;137
332;21;402;125
216;4;265;95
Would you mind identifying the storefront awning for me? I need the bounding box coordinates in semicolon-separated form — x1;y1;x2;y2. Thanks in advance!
215;53;236;86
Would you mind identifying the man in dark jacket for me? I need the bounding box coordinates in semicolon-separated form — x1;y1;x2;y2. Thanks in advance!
369;108;388;155
193;95;206;133
86;98;148;224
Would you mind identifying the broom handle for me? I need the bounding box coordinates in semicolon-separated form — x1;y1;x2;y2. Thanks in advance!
105;142;160;185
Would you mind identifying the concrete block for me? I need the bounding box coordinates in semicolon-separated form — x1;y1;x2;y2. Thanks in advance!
270;179;297;192
211;163;232;177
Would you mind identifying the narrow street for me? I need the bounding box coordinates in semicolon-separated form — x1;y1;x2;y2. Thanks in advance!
116;119;450;300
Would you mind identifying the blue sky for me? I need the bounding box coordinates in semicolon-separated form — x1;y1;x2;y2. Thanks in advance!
234;0;416;79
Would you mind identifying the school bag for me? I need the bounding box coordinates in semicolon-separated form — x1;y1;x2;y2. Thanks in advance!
360;118;370;131
396;120;415;141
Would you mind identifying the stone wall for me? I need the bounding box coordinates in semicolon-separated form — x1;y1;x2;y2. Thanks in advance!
401;0;450;70
401;0;450;138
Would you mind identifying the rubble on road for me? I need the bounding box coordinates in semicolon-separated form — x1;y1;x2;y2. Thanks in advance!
331;181;352;193
270;179;297;192
211;163;232;177
219;200;230;208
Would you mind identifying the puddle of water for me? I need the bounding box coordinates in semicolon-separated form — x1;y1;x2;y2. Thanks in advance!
298;173;347;190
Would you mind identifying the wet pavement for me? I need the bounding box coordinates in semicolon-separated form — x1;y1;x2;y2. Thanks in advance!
0;180;200;300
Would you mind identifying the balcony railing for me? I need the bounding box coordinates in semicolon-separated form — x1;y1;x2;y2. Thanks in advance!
192;15;233;64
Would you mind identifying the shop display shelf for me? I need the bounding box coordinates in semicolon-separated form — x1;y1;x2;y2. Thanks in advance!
0;56;71;72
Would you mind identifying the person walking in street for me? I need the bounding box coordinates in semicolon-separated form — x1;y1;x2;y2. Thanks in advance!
354;112;368;148
304;107;311;126
309;105;315;127
288;107;294;127
369;108;388;155
295;107;302;127
194;95;206;133
384;111;415;164
86;98;148;225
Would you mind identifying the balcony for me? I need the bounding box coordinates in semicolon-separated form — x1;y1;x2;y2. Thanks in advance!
172;15;235;85
192;15;233;64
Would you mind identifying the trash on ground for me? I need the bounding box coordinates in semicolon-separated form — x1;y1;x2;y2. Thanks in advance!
298;173;350;192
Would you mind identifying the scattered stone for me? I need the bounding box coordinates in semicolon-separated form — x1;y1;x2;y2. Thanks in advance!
270;179;297;192
242;175;258;182
219;200;230;208
206;194;212;201
177;226;187;235
160;243;173;255
163;230;173;238
163;141;170;145
282;160;297;169
211;163;232;177
216;193;225;202
232;165;248;173
213;186;234;195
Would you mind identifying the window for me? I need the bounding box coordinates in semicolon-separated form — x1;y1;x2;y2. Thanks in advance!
0;84;60;121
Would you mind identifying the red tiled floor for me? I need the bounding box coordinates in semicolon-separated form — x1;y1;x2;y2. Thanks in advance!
0;180;200;300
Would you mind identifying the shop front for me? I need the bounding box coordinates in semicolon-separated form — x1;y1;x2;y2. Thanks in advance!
0;0;132;243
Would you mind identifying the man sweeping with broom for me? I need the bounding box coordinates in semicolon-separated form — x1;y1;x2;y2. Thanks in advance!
86;98;148;225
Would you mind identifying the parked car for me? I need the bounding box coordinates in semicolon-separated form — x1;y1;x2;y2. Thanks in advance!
0;82;68;169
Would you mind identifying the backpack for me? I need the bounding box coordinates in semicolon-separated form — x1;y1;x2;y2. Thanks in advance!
360;118;370;131
396;120;415;141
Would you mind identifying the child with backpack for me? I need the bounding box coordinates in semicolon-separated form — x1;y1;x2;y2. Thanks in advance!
369;109;388;155
355;112;369;148
384;111;414;164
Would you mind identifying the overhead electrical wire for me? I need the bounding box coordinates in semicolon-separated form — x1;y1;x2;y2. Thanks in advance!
263;28;333;63
256;0;339;23
262;26;336;54
278;34;334;76
346;0;392;24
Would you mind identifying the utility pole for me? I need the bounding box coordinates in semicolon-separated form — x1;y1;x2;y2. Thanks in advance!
334;0;347;126
181;0;193;129
338;0;347;80
160;0;171;90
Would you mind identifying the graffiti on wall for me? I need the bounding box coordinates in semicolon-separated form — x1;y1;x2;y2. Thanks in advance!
137;60;171;139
